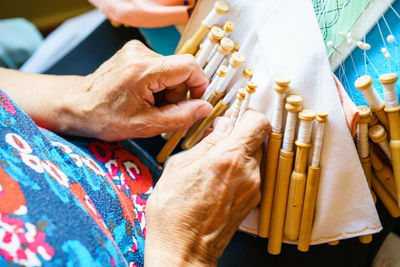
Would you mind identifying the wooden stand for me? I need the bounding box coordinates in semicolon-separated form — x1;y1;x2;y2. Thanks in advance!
380;73;400;207
268;150;295;255
284;110;315;241
177;1;229;55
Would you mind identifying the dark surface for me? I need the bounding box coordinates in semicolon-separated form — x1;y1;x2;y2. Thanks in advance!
43;19;399;267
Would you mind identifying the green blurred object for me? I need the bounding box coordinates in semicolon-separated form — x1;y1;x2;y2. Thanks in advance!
0;18;43;69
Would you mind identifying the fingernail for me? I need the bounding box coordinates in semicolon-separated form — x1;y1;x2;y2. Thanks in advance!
196;102;213;119
214;117;232;134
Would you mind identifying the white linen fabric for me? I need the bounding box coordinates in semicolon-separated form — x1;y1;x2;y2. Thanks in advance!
178;0;381;245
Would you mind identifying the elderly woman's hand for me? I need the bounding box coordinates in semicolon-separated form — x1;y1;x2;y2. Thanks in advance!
145;110;271;266
61;40;212;141
0;40;212;141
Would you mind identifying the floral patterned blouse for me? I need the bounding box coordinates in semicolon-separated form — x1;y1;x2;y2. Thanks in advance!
0;90;161;267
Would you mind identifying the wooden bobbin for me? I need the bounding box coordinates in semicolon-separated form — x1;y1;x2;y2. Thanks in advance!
258;80;293;238
223;20;235;34
380;73;400;207
177;1;229;55
233;82;257;123
370;147;397;201
181;100;229;149
156;130;186;163
268;97;303;255
230;89;246;125
357;106;375;244
358;106;376;203
196;26;224;64
328;240;340;246
298;112;328;252
284;110;315;241
206;66;229;106
368;113;379;127
369;125;391;160
204;38;234;78
372;174;400;218
355;75;390;132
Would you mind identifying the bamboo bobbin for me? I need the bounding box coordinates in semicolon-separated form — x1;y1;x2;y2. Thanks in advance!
372;174;400;218
284;110;316;241
380;73;400;207
182;55;246;149
156;130;186;163
258;78;292;238
357;106;374;244
268;97;303;255
328;240;340;246
201;65;229;103
298;112;328;252
369;113;379;127
355;75;389;132
223;66;252;106
369;125;392;160
230;89;246;125
221;41;240;66
236;82;257;123
177;1;229;55
181;100;229;149
370;147;397;201
196;26;225;68
204;37;234;78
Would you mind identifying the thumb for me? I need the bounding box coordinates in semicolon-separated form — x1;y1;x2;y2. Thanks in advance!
192;117;233;153
139;99;213;136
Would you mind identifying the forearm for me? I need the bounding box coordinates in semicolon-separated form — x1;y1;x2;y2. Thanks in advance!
0;67;88;131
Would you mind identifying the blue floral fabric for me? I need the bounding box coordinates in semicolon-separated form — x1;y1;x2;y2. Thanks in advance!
0;89;161;267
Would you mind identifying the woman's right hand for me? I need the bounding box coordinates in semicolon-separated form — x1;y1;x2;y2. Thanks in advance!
145;110;271;266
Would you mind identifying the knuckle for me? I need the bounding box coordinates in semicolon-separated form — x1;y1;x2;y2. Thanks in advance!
125;39;143;49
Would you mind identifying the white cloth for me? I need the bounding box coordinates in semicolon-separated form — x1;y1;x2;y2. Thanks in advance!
178;0;381;245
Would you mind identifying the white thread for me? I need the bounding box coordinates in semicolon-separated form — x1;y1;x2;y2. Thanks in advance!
207;44;218;62
311;121;326;168
231;97;244;126
361;86;384;110
201;76;219;100
382;83;399;109
216;71;235;94
220;68;243;104
271;92;286;133
282;112;297;153
228;76;246;94
221;54;232;66
357;123;369;158
237;93;250;122
196;38;215;68
379;140;392;160
202;9;219;28
204;52;225;78
297;120;313;144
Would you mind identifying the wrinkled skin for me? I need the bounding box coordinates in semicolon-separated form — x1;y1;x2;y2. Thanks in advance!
146;111;271;266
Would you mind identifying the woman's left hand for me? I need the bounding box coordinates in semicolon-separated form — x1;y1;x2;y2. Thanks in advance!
0;40;212;141
61;40;212;141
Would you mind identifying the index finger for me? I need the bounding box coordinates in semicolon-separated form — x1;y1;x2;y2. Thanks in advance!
225;109;271;155
153;54;209;99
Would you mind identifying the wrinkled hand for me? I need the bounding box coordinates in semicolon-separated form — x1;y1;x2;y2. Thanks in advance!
145;110;271;266
61;40;212;141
